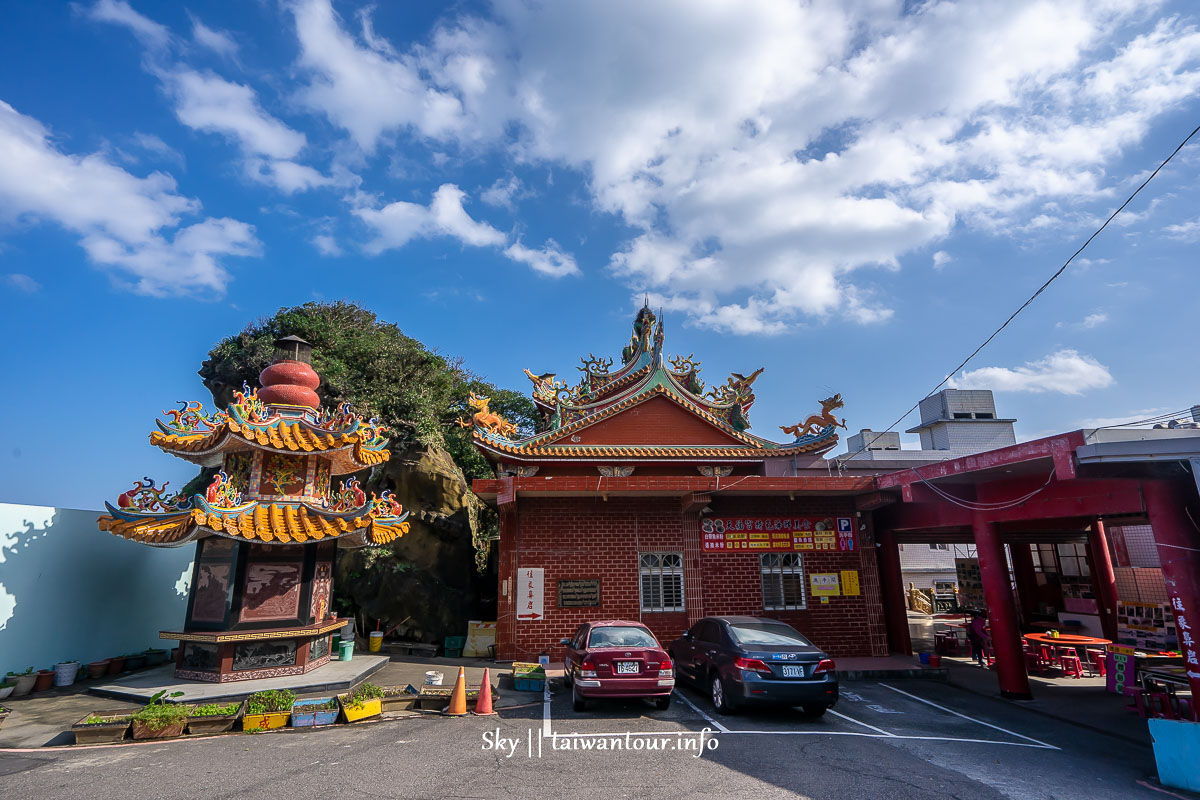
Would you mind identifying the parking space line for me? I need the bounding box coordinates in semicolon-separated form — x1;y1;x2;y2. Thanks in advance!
878;683;1060;751
827;708;897;737
542;681;552;738
675;690;731;733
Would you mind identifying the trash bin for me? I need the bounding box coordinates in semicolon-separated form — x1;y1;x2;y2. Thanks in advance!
369;631;384;652
339;640;354;662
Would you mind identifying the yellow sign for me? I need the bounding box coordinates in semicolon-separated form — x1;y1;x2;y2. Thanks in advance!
840;570;860;596
810;573;840;597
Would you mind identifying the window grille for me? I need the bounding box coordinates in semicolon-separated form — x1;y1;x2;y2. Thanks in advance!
761;552;806;610
639;552;685;611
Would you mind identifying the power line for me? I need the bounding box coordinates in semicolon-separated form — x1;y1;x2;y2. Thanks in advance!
836;120;1200;468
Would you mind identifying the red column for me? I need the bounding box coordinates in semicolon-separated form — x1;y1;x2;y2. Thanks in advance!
1009;543;1038;628
1143;480;1200;701
1088;520;1119;642
974;514;1032;699
876;527;911;655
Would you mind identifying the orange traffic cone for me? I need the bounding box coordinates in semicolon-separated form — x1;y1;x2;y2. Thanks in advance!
473;667;496;716
444;666;468;716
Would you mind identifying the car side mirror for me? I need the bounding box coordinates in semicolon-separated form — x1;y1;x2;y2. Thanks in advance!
682;631;692;641
559;638;571;647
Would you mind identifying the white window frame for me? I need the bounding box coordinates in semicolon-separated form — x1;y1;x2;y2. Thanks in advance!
761;552;806;611
639;552;685;612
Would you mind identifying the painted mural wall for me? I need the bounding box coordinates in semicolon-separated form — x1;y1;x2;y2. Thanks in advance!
0;503;194;675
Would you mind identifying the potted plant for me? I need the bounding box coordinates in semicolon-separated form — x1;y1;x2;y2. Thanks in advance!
86;659;111;679
144;648;170;667
33;669;55;693
54;660;81;688
72;711;133;744
0;679;15;701
338;682;384;723
131;690;190;740
243;689;295;732
291;697;340;727
105;656;127;675
124;652;148;671
186;701;243;735
7;668;36;696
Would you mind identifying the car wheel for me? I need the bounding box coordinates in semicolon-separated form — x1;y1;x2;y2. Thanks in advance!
563;661;573;687
572;682;587;713
801;704;827;718
654;694;671;711
710;673;735;714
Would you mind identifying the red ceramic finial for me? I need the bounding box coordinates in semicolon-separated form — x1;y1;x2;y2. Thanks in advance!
258;335;321;409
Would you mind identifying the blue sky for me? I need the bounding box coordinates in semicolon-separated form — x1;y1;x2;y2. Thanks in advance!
1;0;1198;510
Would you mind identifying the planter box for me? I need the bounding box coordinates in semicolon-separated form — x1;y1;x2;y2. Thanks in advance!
0;683;14;701
144;650;170;667
291;698;340;727
124;655;147;671
132;718;188;740
8;674;36;697
105;657;126;676
338;695;382;723
54;662;80;688
381;693;418;712
86;660;111;679
186;702;244;735
33;671;54;692
243;711;290;732
416;686;492;711
73;711;133;744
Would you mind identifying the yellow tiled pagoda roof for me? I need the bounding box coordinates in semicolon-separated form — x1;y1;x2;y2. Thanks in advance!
99;501;409;548
150;418;389;472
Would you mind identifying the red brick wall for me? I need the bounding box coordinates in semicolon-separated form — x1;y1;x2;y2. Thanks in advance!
496;494;888;661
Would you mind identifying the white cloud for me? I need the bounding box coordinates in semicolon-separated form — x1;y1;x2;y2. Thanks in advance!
481;174;523;209
1078;407;1169;428
86;0;169;51
948;349;1115;395
289;0;467;152
932;250;952;270
0;100;258;296
503;239;579;277
189;15;238;60
287;0;1200;333
312;233;342;257
1163;216;1200;241
355;183;504;253
1081;311;1109;328
4;273;41;293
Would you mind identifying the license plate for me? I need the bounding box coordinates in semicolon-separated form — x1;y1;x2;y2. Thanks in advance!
781;665;804;678
615;661;639;674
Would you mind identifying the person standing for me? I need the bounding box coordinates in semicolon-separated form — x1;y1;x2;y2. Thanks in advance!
967;612;989;666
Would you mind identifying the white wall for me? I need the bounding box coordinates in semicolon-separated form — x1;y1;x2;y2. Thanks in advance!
0;503;194;675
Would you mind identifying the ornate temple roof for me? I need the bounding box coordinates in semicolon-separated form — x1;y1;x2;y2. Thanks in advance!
148;386;390;474
99;492;409;548
97;336;408;549
464;303;847;463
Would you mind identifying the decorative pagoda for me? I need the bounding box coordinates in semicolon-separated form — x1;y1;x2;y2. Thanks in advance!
463;301;846;469
98;336;410;682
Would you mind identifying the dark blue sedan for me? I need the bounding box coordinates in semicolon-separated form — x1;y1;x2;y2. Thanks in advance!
669;616;838;716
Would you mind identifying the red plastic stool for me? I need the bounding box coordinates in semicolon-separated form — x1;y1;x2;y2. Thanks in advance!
1060;654;1083;678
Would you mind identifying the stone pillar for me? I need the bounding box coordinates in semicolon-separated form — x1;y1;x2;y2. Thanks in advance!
876;528;911;655
1143;480;1200;701
1087;520;1119;642
974;514;1032;699
1009;542;1039;628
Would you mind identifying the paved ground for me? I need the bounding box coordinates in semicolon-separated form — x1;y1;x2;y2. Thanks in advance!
0;675;1174;800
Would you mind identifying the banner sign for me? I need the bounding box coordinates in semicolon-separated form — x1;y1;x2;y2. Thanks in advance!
810;573;841;597
700;516;855;552
517;567;544;621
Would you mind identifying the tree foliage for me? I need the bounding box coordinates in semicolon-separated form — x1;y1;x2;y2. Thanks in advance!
198;301;535;482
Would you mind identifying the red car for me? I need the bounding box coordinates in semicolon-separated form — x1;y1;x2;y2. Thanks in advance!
560;620;675;711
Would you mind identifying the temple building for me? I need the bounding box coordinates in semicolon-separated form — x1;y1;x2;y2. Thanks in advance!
467;304;889;661
97;336;410;682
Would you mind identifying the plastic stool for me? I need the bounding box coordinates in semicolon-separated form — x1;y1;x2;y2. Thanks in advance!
1085;649;1106;677
1060;654;1083;678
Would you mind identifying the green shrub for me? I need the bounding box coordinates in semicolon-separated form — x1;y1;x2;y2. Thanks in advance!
132;703;190;731
80;714;129;726
295;697;339;712
191;702;241;717
345;682;384;709
246;689;295;715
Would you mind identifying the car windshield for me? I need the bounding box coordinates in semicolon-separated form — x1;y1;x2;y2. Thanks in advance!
587;626;659;648
727;623;812;647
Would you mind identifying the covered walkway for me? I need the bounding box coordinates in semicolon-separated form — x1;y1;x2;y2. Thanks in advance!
869;428;1200;702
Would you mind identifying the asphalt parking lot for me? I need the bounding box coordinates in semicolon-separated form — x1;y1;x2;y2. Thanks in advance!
0;677;1174;800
